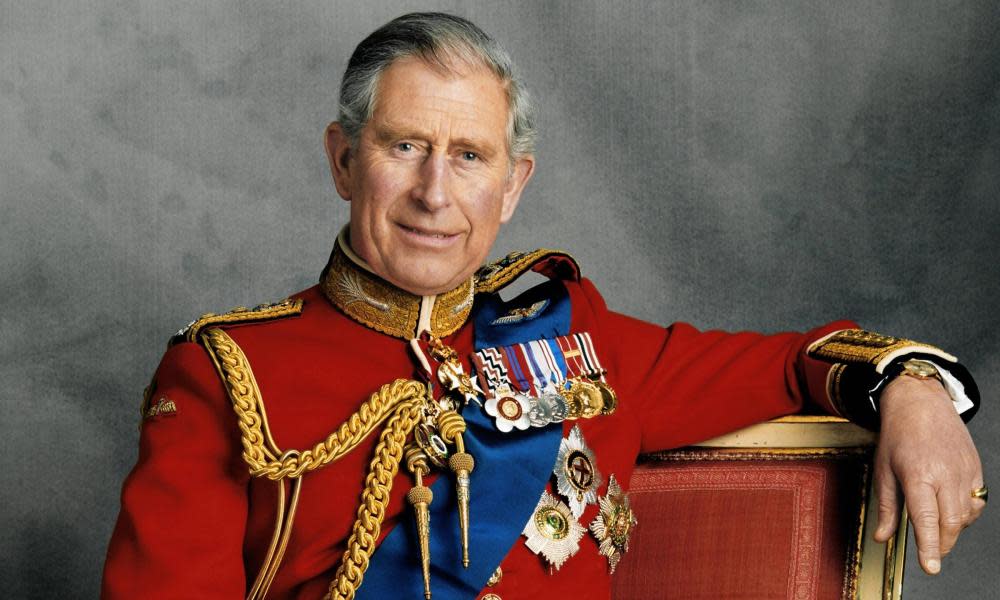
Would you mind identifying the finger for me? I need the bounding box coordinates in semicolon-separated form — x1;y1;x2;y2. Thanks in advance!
873;458;901;542
937;484;966;556
907;486;942;575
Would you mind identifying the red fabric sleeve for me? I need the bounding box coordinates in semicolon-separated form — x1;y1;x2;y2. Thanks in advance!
101;342;250;599
574;278;856;453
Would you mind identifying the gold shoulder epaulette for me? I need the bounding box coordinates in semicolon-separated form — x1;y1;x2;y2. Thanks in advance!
172;298;304;345
475;249;580;294
806;328;957;374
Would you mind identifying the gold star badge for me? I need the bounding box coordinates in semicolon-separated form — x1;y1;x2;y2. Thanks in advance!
522;491;585;570
589;474;637;574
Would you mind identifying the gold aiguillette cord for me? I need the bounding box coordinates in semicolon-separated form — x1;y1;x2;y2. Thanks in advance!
324;383;427;600
324;331;477;600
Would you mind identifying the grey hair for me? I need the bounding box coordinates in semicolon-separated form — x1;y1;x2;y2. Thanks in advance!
337;12;536;160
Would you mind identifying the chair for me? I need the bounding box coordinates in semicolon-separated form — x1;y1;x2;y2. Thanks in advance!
612;416;907;600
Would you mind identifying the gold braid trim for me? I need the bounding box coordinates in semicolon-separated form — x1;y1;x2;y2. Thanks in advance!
828;363;849;417
325;385;426;600
201;328;433;600
806;328;956;374
474;249;579;294
201;328;427;480
202;328;281;466
180;298;303;344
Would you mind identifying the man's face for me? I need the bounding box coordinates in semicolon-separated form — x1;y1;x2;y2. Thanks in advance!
326;56;535;296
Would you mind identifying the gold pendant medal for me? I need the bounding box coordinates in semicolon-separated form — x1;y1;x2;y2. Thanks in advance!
553;425;602;517
522;491;585;570
594;379;618;415
589;474;637;574
562;377;605;419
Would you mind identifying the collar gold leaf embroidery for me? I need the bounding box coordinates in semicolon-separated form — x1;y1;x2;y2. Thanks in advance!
320;235;474;339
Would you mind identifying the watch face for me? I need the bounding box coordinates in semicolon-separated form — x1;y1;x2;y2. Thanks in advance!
903;359;938;378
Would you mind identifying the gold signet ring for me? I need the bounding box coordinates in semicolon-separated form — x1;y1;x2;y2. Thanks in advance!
971;486;989;503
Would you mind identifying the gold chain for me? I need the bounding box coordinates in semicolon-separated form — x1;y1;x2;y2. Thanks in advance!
324;389;426;600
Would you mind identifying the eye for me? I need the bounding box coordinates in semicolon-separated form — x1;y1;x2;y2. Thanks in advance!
461;151;479;162
397;142;414;152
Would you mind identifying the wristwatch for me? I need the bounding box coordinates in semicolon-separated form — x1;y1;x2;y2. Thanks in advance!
895;358;943;383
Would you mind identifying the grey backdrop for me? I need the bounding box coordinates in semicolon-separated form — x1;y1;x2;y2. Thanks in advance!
2;1;997;598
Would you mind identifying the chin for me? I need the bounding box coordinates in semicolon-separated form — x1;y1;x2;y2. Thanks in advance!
387;259;469;296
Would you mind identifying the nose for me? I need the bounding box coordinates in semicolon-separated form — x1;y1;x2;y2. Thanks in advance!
412;152;451;211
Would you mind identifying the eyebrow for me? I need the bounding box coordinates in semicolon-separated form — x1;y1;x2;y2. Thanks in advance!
373;121;500;158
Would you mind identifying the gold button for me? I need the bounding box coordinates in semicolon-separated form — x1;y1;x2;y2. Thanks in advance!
482;594;502;600
486;566;502;587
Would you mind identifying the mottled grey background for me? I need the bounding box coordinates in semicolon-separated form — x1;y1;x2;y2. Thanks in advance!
1;1;997;597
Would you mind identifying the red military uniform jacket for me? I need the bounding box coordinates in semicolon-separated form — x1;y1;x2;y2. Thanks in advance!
102;235;973;599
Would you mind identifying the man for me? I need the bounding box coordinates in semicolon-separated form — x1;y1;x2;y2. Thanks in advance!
102;12;985;600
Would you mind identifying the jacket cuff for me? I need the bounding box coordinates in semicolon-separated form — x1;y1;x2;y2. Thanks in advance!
805;329;980;430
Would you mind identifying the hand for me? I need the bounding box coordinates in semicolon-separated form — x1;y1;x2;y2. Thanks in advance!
873;376;985;575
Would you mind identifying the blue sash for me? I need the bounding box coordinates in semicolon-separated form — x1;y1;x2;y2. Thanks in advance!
356;280;570;599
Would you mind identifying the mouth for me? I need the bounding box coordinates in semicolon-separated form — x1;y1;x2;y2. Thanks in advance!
397;223;462;247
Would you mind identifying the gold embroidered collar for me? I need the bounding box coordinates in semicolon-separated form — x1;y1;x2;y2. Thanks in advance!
320;231;475;340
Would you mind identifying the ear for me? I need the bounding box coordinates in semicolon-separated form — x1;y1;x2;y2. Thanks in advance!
324;122;355;201
499;154;535;223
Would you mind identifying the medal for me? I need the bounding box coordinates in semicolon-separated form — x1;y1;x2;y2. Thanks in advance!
562;377;604;419
484;389;532;432
595;380;617;415
433;348;483;406
414;421;450;468
589;474;637;574
522;491;585;570
553;425;602;517
527;393;569;427
471;332;617;430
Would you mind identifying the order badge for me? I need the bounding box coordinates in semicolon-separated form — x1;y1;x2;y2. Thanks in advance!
522;491;585;570
553;425;602;517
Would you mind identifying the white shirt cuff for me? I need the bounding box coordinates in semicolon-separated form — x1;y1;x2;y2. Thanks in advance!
928;360;975;415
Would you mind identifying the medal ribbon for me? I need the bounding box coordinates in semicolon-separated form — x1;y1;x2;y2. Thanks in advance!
556;334;586;378
502;344;533;394
356;279;571;600
543;338;569;388
471;347;509;399
520;341;552;394
576;332;606;382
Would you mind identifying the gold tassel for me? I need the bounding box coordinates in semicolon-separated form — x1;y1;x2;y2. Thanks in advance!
405;446;434;600
437;410;475;567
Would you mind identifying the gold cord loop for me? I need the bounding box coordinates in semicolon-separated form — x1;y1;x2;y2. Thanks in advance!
201;327;481;600
203;328;421;480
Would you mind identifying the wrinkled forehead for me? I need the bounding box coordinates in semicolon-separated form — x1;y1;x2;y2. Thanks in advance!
370;55;511;138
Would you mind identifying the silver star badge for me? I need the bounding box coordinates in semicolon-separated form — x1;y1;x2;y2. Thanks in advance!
522;491;585;570
589;474;637;574
553;425;602;517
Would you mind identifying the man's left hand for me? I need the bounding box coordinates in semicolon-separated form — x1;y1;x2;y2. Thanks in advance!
873;376;985;575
